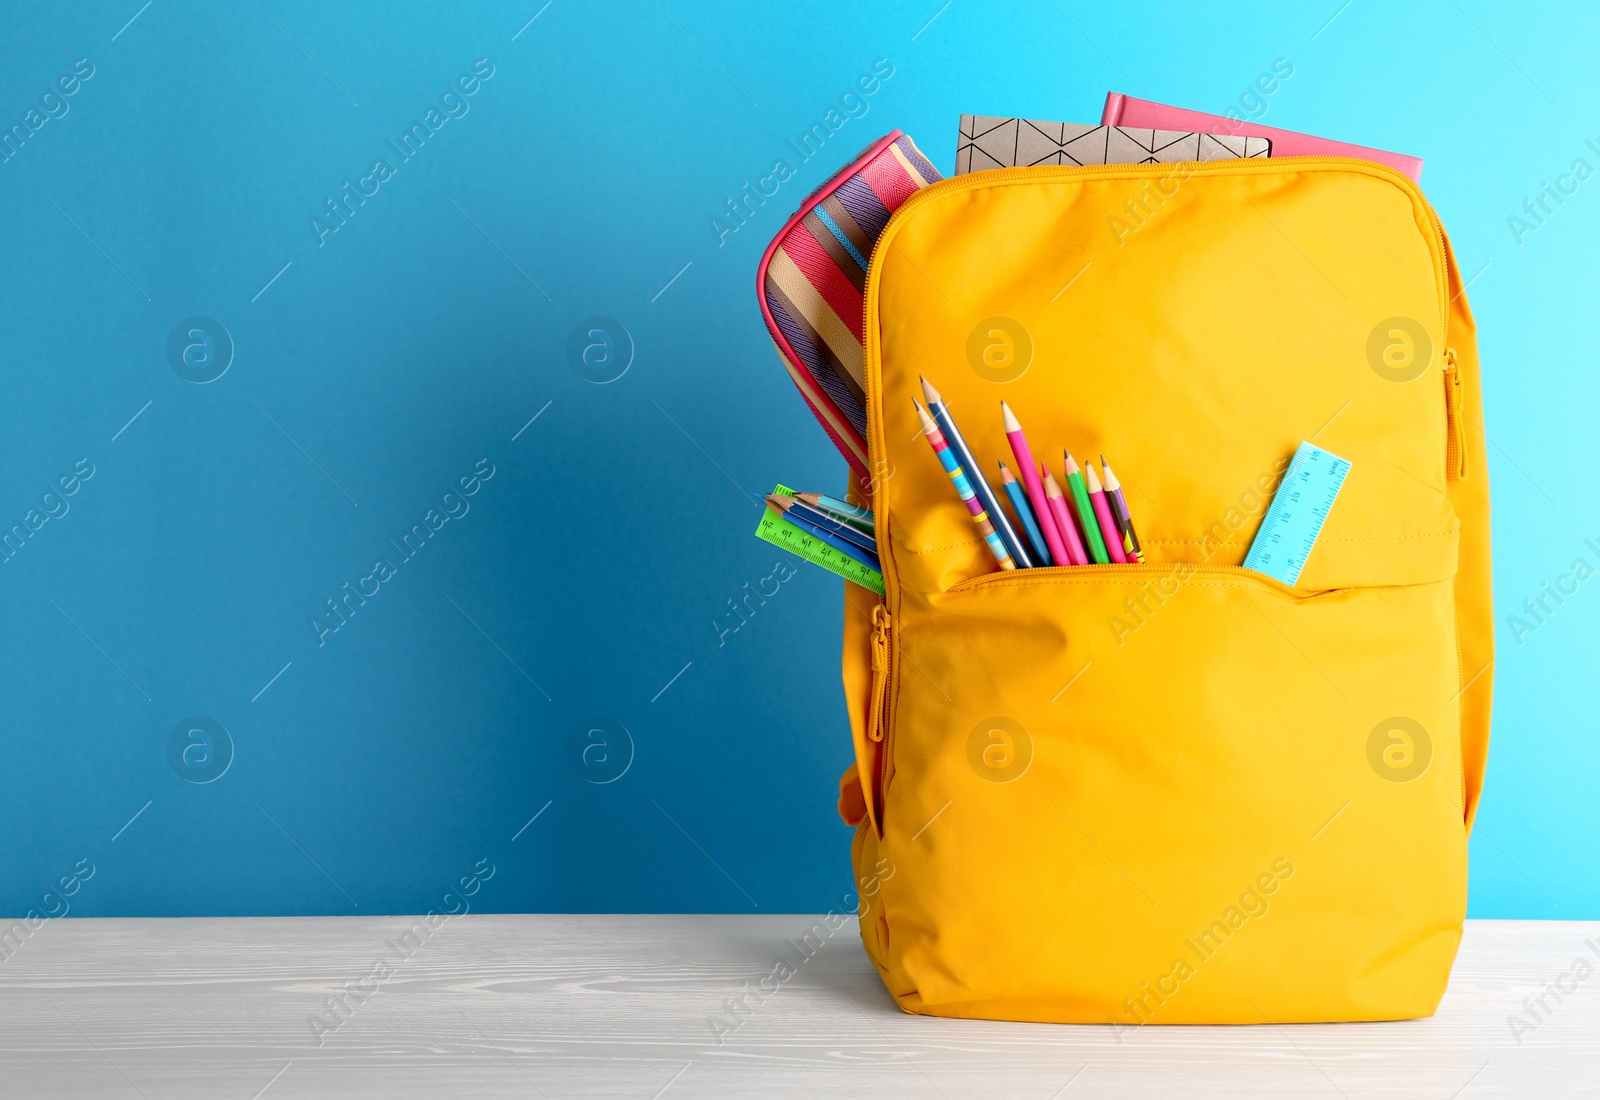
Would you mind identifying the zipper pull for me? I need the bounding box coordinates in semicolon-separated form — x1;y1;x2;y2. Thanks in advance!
867;604;890;743
1442;347;1467;480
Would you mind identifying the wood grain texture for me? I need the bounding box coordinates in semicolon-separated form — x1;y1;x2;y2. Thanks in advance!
0;916;1594;1098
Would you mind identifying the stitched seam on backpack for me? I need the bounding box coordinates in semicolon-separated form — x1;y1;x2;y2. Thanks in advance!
899;531;1455;554
943;579;1341;593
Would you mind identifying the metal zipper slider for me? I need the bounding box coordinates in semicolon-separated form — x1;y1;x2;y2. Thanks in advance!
1442;347;1467;480
868;604;890;743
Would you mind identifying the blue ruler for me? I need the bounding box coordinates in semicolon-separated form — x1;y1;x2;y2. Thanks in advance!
1243;441;1352;586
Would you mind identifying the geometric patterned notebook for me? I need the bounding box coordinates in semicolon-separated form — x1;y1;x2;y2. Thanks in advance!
957;115;1270;174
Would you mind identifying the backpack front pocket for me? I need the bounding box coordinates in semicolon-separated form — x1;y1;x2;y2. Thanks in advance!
864;562;1466;1023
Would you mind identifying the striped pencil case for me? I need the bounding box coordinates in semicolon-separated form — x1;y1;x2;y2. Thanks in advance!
757;131;941;479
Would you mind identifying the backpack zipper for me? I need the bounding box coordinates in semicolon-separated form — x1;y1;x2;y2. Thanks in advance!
1442;347;1467;480
868;603;894;831
948;560;1327;599
870;156;1454;330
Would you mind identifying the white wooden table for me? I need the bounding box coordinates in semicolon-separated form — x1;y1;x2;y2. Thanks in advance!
0;916;1592;1098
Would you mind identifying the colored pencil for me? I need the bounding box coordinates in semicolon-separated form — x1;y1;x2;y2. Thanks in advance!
795;492;875;533
1064;451;1109;564
913;399;1016;570
921;378;1035;567
1083;462;1128;564
773;496;878;556
1100;457;1144;563
1001;402;1069;568
1042;468;1089;566
767;497;881;571
998;460;1052;566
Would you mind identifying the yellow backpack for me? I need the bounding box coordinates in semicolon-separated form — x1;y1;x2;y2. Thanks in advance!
836;157;1492;1024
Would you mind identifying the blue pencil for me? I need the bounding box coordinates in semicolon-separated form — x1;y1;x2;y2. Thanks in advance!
767;498;881;571
796;493;875;533
998;460;1054;566
920;376;1035;567
783;498;878;556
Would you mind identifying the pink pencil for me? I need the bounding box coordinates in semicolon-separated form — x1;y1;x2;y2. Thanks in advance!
1083;462;1128;564
1041;468;1089;565
1000;403;1069;568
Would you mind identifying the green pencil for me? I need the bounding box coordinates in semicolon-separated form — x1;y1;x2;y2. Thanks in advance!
1065;450;1109;564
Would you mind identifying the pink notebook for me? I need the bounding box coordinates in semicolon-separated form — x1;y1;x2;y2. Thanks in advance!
1101;92;1422;182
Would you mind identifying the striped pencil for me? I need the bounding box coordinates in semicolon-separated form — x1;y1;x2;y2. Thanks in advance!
998;459;1052;566
913;399;1016;570
1001;402;1068;567
1100;458;1144;563
1064;451;1109;564
921;378;1035;567
795;492;875;533
1042;468;1089;565
1083;462;1128;564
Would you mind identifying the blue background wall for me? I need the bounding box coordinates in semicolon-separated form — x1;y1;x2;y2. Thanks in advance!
1;0;1593;919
